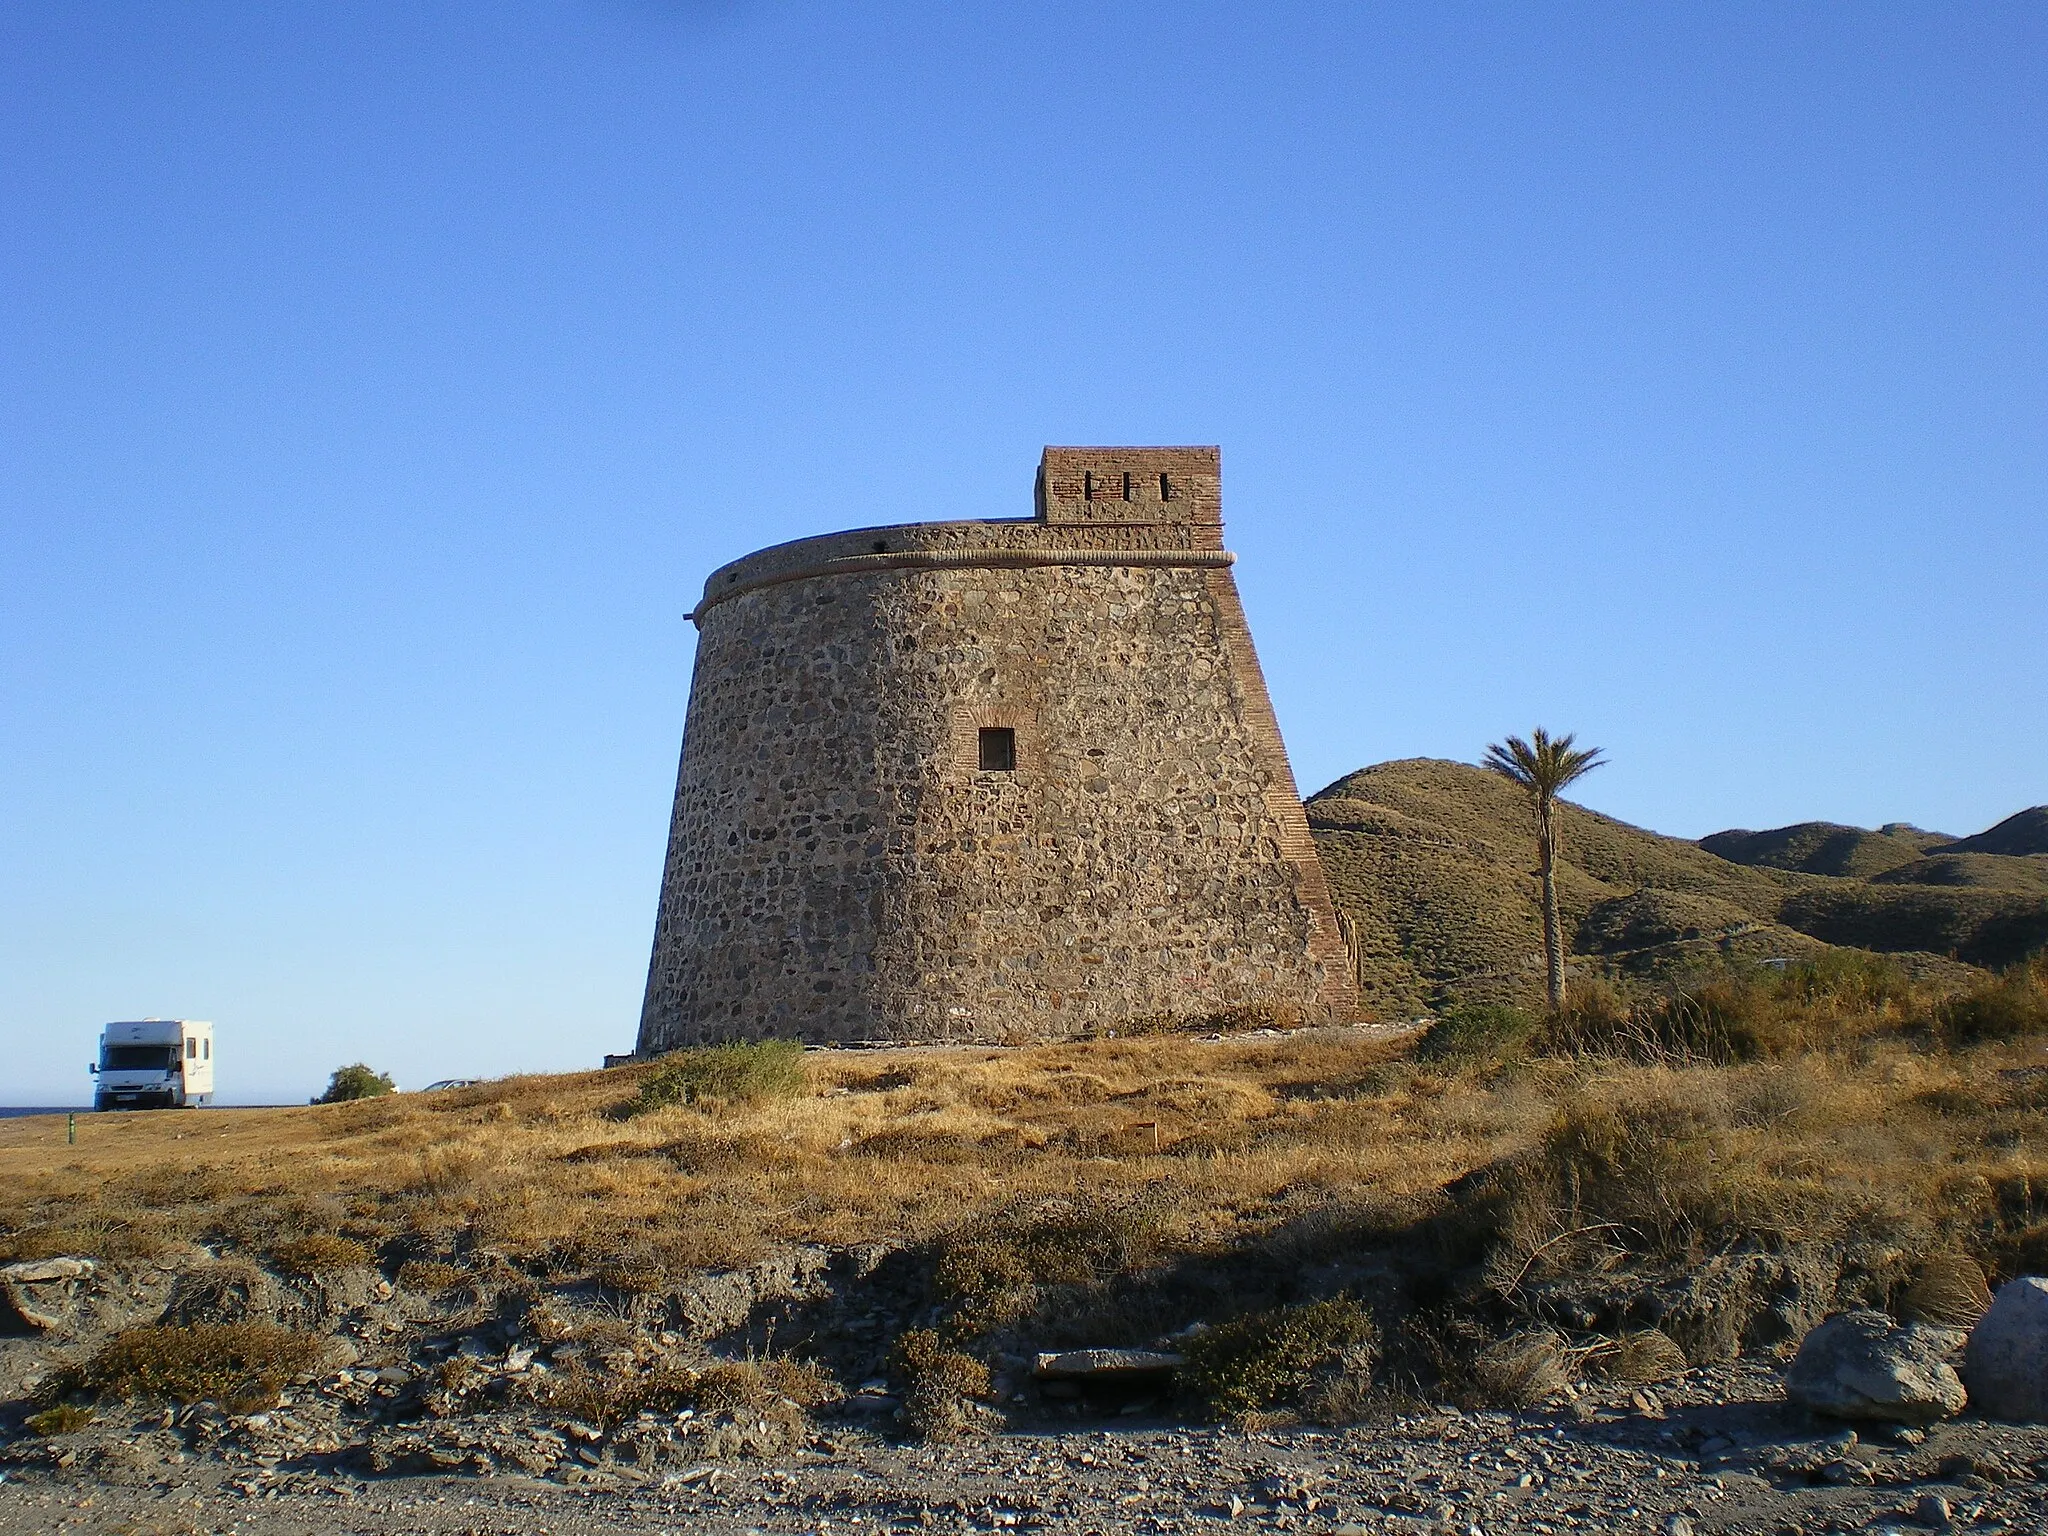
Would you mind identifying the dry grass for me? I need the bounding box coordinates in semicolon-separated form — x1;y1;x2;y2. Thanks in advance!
3;958;2047;1421
3;1013;2042;1297
0;1030;1490;1285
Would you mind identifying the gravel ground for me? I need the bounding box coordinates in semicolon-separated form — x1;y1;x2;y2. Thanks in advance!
5;1362;2047;1536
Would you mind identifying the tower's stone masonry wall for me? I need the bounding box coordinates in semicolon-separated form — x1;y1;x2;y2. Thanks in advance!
638;447;1354;1050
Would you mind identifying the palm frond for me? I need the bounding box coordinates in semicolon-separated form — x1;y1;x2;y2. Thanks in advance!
1484;727;1607;798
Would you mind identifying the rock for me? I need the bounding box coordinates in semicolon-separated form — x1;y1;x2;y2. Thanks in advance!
1914;1492;1953;1529
1784;1310;1967;1423
0;1258;96;1284
1032;1348;1183;1379
1964;1276;2048;1422
0;1282;62;1332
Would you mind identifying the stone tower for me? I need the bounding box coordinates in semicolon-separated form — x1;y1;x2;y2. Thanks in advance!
636;446;1355;1050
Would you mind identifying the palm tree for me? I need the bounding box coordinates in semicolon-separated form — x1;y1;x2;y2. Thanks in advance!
1484;728;1607;1011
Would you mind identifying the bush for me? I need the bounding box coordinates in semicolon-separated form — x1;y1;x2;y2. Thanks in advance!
892;1329;993;1442
1538;957;1932;1065
1179;1298;1378;1420
542;1359;699;1432
396;1259;466;1293
1415;1004;1535;1067
629;1040;806;1115
542;1354;833;1450
270;1233;372;1276
1929;956;2048;1047
1470;1328;1572;1407
24;1404;95;1435
1902;1253;1993;1326
1589;1328;1687;1385
1530;1088;1766;1255
932;1200;1164;1333
40;1324;328;1414
314;1064;395;1104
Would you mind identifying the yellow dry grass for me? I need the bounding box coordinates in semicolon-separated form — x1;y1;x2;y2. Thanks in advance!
0;1031;1475;1270
3;1013;2045;1289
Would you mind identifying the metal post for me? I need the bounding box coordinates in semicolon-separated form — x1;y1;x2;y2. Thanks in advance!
67;1113;76;1145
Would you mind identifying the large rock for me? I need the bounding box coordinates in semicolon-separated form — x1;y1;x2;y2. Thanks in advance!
0;1256;100;1333
1784;1310;1966;1423
0;1257;97;1285
1964;1276;2048;1422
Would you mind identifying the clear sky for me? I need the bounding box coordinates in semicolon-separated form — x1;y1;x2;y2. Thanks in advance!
4;2;2043;1104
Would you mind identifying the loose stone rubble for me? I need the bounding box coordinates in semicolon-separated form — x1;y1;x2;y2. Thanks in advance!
5;1255;2048;1534
4;1361;2048;1534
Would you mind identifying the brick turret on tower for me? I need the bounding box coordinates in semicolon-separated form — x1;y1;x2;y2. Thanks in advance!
636;447;1356;1050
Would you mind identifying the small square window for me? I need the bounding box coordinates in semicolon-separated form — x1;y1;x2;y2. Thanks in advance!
978;727;1016;772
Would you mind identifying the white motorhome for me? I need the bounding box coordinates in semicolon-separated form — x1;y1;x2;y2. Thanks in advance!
92;1020;214;1110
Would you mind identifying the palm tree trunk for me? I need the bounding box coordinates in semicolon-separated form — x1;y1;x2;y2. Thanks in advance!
1537;792;1566;1011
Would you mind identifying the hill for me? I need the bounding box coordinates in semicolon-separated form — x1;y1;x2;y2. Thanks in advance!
1872;852;2048;895
1696;822;1941;879
1945;805;2048;857
1306;759;2048;1015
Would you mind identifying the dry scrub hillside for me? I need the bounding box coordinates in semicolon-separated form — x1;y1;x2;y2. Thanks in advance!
1309;759;2048;1017
5;956;2048;1436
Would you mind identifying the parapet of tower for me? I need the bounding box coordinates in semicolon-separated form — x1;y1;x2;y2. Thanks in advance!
636;446;1356;1051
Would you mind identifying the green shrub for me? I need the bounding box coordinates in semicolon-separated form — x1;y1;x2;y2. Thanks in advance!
1179;1298;1378;1420
629;1040;807;1114
1414;1004;1535;1067
40;1324;328;1415
270;1233;371;1275
314;1064;395;1103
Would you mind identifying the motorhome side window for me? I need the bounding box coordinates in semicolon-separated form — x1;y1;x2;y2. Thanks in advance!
202;1039;210;1059
187;1038;197;1059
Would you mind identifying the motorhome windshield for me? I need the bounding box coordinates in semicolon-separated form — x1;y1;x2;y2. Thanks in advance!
102;1045;177;1071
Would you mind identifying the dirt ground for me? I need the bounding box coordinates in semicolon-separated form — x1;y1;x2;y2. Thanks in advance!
5;1362;2047;1536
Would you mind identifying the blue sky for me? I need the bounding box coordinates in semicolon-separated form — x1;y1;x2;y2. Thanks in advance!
4;2;2043;1103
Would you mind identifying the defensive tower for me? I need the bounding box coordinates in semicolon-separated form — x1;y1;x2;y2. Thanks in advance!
636;447;1355;1050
